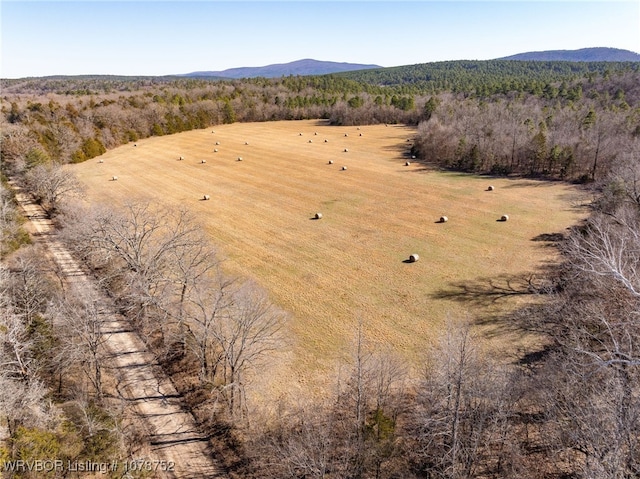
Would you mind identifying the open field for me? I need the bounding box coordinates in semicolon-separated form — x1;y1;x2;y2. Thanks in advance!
72;119;587;397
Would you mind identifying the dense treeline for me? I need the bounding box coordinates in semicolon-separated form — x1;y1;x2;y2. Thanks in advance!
0;188;129;475
2;61;639;183
412;70;640;181
339;60;640;95
1;60;640;478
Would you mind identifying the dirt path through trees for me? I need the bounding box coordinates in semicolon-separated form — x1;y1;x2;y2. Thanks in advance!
11;180;227;478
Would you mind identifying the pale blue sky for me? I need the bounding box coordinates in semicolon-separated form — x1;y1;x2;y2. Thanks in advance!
1;1;639;78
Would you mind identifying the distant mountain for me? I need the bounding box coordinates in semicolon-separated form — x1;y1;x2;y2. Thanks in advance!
180;50;639;80
498;47;640;62
183;59;382;79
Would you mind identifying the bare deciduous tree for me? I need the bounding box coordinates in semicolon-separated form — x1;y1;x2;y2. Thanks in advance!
516;190;640;479
0;265;47;437
24;162;83;214
0;182;27;259
65;201;216;345
410;320;513;479
183;271;237;383
249;400;339;479
210;281;285;419
161;222;219;355
0;121;39;173
0;370;47;437
565;207;640;301
52;289;111;399
1;280;34;383
7;246;56;327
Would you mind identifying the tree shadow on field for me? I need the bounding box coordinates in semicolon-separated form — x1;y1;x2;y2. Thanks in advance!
430;272;557;337
431;273;553;306
501;177;564;188
398;165;433;174
531;232;567;249
382;141;412;152
532;232;565;242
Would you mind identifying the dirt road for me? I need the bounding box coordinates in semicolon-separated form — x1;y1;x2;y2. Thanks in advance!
11;181;227;478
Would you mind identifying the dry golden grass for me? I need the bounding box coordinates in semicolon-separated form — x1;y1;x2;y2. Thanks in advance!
72;119;587;397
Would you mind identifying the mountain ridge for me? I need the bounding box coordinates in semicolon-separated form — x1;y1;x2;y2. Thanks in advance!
181;48;639;79
498;47;640;62
184;58;382;79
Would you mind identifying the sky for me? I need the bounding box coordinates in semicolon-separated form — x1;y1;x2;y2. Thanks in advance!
1;1;639;78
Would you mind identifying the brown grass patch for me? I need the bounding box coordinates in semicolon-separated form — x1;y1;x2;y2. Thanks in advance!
71;120;588;399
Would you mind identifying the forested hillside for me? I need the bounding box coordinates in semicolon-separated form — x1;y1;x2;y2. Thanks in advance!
2;60;640;478
338;59;639;93
2;60;639;182
499;47;640;62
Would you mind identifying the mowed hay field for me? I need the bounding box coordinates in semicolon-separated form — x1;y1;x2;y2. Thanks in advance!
72;119;587;396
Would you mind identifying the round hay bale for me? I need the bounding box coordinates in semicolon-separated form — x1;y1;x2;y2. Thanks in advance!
201;159;207;164
409;253;420;263
357;127;361;130
203;194;210;201
487;185;494;191
299;133;303;136
324;139;328;143
134;144;137;147
439;216;448;223
111;176;118;181
344;133;349;137
341;166;348;171
179;156;184;161
315;212;323;219
344;148;349;152
214;149;218;152
245;141;249;145
314;132;318;135
501;214;509;221
215;141;220;145
328;160;334;164
237;157;243;161
411;155;416;159
405;161;411;166
309;139;313;143
359;133;362;136
98;159;104;163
